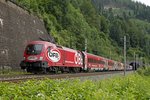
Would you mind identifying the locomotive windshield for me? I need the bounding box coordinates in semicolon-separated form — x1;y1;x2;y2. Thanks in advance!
26;44;43;55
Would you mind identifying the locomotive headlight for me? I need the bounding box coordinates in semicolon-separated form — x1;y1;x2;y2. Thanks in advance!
28;56;38;60
39;57;43;61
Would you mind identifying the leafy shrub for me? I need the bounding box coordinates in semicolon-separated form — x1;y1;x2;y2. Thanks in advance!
0;74;150;100
137;66;150;76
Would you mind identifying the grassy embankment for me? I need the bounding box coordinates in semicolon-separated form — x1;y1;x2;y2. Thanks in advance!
0;67;150;100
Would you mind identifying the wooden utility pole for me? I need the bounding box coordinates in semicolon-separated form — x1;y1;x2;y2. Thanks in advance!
134;52;136;72
124;36;126;76
85;38;87;53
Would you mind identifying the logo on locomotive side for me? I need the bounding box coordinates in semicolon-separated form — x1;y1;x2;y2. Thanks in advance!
48;49;61;62
74;52;83;65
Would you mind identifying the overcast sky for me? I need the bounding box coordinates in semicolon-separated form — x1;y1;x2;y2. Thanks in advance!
133;0;150;6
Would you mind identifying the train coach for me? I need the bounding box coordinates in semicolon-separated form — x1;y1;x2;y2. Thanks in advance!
20;41;124;73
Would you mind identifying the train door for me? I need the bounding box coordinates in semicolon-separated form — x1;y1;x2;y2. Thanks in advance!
62;49;66;66
104;59;108;70
81;52;87;71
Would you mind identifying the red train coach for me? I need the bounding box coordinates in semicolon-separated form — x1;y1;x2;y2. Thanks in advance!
20;41;83;73
82;52;106;71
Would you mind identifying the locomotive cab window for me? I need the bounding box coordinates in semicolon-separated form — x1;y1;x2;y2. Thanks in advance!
26;44;43;55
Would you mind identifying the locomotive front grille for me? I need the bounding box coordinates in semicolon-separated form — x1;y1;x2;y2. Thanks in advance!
20;61;48;69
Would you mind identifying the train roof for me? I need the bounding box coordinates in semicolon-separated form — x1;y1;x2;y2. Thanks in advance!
27;41;78;53
83;52;105;59
62;46;79;52
28;41;55;46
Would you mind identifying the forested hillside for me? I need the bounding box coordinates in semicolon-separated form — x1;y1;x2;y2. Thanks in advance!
15;0;150;63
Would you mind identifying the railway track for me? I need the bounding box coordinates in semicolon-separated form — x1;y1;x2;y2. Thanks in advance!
0;71;132;82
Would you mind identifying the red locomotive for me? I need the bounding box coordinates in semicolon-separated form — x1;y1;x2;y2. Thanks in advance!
20;41;124;73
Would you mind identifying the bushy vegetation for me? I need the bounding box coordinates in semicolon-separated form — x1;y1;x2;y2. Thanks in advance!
0;73;150;99
137;66;150;76
14;0;150;62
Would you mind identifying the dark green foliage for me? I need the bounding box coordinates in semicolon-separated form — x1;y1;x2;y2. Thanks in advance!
93;0;150;61
137;66;150;76
15;0;150;62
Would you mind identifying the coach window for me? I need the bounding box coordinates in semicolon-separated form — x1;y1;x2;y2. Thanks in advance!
88;58;92;63
93;59;95;63
99;60;105;64
91;59;93;63
96;60;98;64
